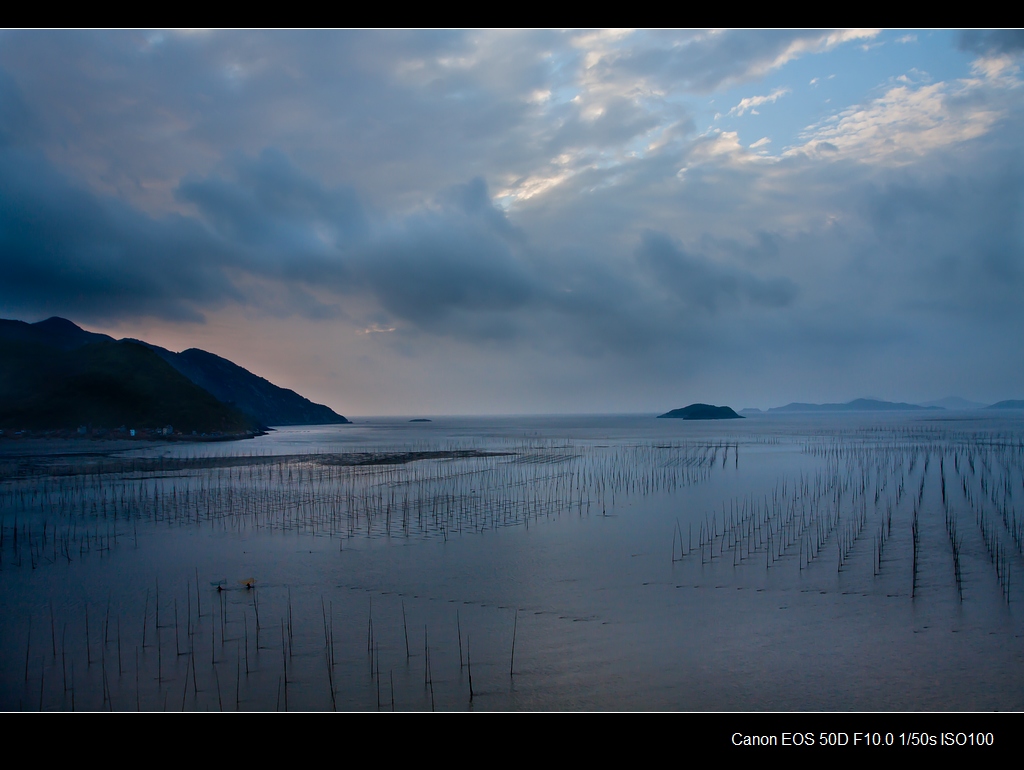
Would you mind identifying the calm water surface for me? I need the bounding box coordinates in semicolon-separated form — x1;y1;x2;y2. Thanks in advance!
2;413;1023;710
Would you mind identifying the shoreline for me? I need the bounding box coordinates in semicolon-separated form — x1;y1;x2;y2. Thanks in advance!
0;445;514;479
0;430;265;456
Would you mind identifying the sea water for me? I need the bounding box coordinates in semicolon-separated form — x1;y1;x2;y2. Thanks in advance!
1;412;1022;711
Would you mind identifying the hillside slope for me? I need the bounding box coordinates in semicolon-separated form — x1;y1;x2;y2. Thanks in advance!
0;338;256;433
0;317;349;427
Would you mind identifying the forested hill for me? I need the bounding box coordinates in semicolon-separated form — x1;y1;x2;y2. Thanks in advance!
0;317;349;431
0;336;255;434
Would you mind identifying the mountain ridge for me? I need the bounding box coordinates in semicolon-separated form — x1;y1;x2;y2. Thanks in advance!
768;398;942;413
0;317;349;430
124;339;349;427
0;336;256;434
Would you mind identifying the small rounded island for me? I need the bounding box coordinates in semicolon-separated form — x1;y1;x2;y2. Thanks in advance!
658;404;743;420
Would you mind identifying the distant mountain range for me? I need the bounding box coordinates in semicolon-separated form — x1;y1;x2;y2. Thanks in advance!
768;398;941;413
0;317;349;434
761;397;1021;413
917;396;987;410
985;400;1024;410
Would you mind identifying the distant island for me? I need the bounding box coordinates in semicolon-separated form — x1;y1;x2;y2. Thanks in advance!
658;404;743;420
919;396;986;410
768;398;941;413
409;418;432;422
985;400;1024;410
0;317;350;437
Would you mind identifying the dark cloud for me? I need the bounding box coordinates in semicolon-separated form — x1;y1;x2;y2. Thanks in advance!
356;181;536;331
636;231;798;313
178;149;367;245
0;124;542;335
177;149;366;290
0;144;241;323
0;70;38;147
957;30;1024;57
181;159;539;336
857;162;1024;319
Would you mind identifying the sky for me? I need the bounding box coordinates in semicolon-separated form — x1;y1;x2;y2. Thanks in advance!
1;29;1022;415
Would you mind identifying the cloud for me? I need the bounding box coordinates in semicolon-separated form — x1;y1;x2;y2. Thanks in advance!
957;30;1024;57
354;180;537;334
598;30;877;95
0;70;39;147
790;74;1012;164
177;148;367;283
0;144;241;323
635;231;797;313
728;87;791;117
0;116;543;339
1;30;1023;409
